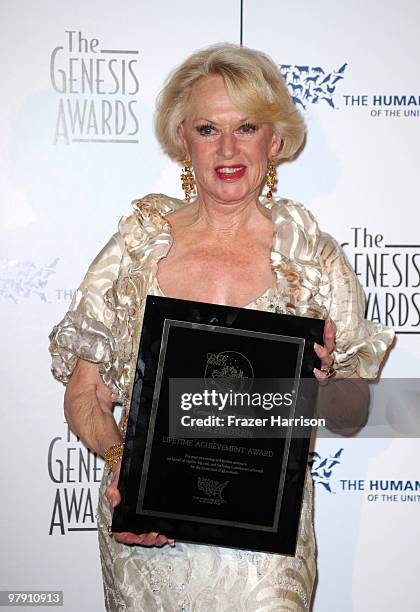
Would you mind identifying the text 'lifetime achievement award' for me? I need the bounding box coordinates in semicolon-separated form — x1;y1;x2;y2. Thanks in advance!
112;295;324;555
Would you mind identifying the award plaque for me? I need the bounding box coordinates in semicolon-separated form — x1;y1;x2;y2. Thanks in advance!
112;295;324;555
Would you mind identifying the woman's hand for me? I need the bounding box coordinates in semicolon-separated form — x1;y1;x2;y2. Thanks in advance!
105;461;175;547
313;318;336;382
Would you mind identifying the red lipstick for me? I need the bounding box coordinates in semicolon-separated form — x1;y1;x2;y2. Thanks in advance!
215;165;246;181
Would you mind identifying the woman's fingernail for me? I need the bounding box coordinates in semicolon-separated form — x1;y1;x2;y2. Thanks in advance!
314;342;321;350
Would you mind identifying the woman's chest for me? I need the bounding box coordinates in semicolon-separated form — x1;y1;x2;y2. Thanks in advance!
155;243;276;308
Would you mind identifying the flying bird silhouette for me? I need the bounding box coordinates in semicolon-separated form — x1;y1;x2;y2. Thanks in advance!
322;97;336;108
335;62;348;74
318;481;332;493
309;451;321;459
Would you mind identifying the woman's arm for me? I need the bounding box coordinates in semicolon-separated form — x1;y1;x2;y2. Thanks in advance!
64;358;122;458
64;358;174;547
308;230;394;436
313;319;370;436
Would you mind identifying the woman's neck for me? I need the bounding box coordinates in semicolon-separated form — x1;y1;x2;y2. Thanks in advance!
190;191;269;239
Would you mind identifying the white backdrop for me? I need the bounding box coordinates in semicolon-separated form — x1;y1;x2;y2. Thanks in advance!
1;1;419;610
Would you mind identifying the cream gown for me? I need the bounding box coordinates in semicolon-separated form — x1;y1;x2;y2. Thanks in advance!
49;193;394;611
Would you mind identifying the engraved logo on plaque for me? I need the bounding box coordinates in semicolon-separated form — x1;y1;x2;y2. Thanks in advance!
204;351;254;393
197;477;229;500
204;351;254;379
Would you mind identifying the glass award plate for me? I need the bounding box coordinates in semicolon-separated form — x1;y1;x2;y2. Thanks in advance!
112;295;324;555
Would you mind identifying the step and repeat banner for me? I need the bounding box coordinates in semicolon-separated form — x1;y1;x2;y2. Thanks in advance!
1;1;419;610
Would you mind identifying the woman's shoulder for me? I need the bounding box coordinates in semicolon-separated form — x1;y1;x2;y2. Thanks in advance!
131;192;185;218
271;195;321;234
117;192;185;245
267;196;323;262
270;196;342;260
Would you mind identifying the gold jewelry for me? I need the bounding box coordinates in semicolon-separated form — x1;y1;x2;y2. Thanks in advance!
180;158;195;202
104;443;124;471
265;160;276;200
107;524;114;538
320;366;336;379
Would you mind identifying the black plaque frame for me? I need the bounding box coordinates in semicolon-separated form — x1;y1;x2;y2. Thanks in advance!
112;295;324;555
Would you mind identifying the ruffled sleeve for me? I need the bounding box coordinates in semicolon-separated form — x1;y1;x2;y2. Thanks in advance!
318;233;395;378
48;232;125;401
48;193;185;403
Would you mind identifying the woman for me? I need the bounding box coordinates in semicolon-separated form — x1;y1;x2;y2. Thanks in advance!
49;44;394;611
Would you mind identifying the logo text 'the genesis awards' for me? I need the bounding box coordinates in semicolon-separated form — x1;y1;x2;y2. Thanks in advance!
343;227;420;333
48;423;103;534
50;31;140;144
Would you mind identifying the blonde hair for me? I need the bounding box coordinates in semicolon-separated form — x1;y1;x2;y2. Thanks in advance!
155;43;305;162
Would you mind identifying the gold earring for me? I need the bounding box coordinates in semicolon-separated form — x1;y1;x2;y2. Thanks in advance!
180;158;195;202
265;161;276;200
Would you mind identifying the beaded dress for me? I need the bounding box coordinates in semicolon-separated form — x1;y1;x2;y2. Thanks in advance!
49;193;394;611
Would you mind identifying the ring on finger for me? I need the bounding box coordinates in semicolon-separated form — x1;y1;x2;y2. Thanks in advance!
320;366;336;378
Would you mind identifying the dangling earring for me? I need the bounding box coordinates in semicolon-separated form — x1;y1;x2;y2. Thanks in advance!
265;160;276;200
180;158;195;202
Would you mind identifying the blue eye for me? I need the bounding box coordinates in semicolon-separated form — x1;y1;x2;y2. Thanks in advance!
239;123;257;133
196;124;216;136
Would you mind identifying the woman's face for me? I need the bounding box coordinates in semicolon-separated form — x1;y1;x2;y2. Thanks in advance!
177;75;281;206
